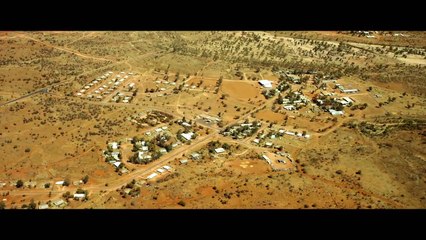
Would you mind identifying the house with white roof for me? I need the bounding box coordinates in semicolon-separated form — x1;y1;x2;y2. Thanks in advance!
258;80;273;88
329;109;344;116
55;181;65;185
181;132;194;141
39;204;49;210
110;142;118;150
111;152;120;161
182;122;191;127
214;148;226;154
73;193;86;199
147;173;158;180
163;166;172;171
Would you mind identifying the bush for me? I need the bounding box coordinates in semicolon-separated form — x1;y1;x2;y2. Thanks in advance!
63;179;70;187
178;200;186;207
82;175;89;184
28;199;36;210
44;183;51;188
63;191;71;199
16;180;24;188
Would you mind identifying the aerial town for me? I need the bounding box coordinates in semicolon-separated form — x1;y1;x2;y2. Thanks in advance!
0;31;425;209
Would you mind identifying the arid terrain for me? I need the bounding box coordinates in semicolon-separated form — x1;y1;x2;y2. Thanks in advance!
0;31;425;209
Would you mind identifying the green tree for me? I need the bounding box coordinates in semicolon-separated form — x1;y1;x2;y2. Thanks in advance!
178;200;186;207
0;202;5;210
63;179;70;187
28;199;36;210
16;180;24;188
63;191;71;199
222;143;231;150
82;175;89;184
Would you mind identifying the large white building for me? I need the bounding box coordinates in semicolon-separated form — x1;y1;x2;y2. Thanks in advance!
258;80;273;88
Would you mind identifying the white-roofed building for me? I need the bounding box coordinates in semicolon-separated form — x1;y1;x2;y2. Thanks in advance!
182;122;191;127
283;105;296;111
258;80;273;88
55;181;64;185
329;109;344;116
111;152;120;161
214;148;226;154
163;166;172;171
52;199;65;207
147;173;158;179
110;142;118;150
73;193;86;199
39;204;49;210
181;132;194;141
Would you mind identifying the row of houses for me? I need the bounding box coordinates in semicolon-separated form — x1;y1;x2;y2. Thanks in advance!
254;128;310;144
79;71;136;101
146;165;173;180
221;121;261;139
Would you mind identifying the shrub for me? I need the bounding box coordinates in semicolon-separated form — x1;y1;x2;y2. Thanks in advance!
82;175;89;184
16;180;23;188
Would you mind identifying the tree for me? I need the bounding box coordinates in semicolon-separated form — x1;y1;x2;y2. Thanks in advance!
178;200;186;207
82;175;89;184
63;179;70;187
44;183;51;189
28;199;36;210
16;180;23;188
222;143;231;150
63;191;71;199
0;202;5;210
165;144;173;152
276;94;284;104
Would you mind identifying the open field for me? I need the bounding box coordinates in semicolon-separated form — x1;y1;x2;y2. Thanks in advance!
0;31;425;209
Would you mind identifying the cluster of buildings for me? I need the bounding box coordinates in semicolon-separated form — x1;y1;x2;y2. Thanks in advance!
104;141;127;172
177;119;196;141
76;71;135;101
282;91;309;111
132;130;178;164
315;92;356;116
221;121;262;139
